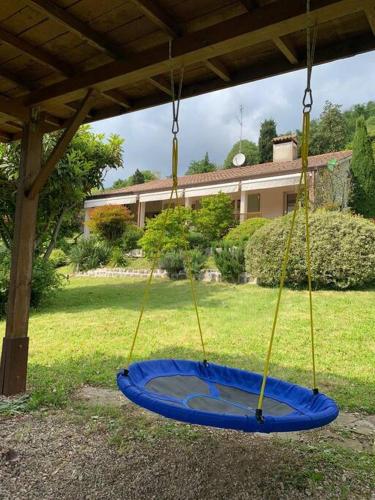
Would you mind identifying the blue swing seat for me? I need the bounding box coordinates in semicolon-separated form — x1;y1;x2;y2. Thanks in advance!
117;359;339;433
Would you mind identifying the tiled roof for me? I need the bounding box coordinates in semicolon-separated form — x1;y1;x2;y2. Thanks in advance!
273;134;298;144
90;150;351;199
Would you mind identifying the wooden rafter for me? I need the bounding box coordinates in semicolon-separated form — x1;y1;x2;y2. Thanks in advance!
26;89;98;199
23;0;370;107
130;0;231;82
0;95;29;122
273;36;299;65
24;0;125;58
239;0;259;11
149;77;172;96
15;31;374;140
0;24;74;76
205;58;231;82
129;0;180;37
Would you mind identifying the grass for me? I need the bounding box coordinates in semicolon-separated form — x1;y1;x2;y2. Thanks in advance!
1;276;373;413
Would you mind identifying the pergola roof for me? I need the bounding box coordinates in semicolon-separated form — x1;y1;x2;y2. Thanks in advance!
0;0;374;142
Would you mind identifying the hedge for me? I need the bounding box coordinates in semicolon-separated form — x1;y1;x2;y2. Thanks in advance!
246;210;375;289
224;217;270;246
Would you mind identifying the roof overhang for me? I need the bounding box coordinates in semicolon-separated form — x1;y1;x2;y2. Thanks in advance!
0;0;373;141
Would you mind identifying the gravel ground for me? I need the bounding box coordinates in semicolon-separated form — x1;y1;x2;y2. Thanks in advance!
1;404;374;500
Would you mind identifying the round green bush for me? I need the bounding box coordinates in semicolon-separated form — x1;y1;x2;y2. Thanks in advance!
121;224;144;252
246;210;375;289
224;217;270;246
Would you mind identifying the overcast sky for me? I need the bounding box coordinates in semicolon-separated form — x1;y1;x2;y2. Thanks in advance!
91;52;375;188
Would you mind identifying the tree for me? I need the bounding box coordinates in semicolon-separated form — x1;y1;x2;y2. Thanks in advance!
350;116;375;217
131;168;145;185
0;125;124;259
186;152;217;175
139;207;194;258
111;169;158;188
310;101;348;155
88;205;134;243
112;178;128;189
195;192;234;243
223;140;259;168
258;119;277;163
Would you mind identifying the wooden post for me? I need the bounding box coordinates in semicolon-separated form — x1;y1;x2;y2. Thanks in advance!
0;111;43;396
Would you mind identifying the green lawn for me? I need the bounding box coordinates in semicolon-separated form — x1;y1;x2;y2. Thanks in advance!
2;277;374;412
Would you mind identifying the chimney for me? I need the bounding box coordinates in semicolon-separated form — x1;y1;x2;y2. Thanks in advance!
272;134;298;162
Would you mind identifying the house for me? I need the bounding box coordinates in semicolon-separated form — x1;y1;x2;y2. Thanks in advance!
84;135;352;232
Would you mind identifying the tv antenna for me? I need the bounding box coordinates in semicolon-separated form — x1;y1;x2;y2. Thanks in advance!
232;104;245;167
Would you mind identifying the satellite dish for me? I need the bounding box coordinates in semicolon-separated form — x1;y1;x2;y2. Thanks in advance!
232;152;245;167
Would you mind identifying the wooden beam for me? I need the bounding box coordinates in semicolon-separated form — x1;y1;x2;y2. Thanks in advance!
23;0;369;107
0;23;74;76
365;6;375;36
0;112;42;395
0;95;29;122
149;76;172;96
24;0;126;59
130;0;231;83
104;90;132;109
239;0;259;11
0;67;38;90
205;58;231;82
129;0;180;37
273;36;299;64
26;89;97;199
78;32;375;128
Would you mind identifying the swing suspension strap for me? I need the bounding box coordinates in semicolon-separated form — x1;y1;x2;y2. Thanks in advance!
125;41;206;372
256;0;318;421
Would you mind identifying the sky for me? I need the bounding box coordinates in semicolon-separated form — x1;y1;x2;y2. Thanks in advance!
91;51;375;188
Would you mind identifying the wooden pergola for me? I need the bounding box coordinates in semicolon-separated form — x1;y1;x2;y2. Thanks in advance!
0;0;374;396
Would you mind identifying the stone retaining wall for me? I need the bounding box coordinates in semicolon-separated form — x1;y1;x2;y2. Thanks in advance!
75;267;255;283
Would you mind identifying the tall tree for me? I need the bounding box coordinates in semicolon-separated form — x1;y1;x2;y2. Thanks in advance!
350;116;375;217
310;101;348;155
0;125;123;258
258;119;277;163
111;169;158;188
223;140;259;168
185;152;217;175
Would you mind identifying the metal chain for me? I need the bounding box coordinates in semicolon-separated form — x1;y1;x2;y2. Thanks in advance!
303;0;317;112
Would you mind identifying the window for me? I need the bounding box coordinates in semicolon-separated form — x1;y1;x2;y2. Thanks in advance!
285;193;297;213
247;193;260;213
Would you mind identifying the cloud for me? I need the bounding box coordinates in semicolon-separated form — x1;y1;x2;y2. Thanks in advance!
91;52;375;187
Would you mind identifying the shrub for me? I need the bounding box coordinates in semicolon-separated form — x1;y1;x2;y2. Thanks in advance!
70;236;111;272
186;249;206;279
109;246;128;267
87;205;133;243
0;251;64;318
159;251;185;279
187;231;207;250
49;248;68;268
213;243;245;283
30;259;64;308
246;210;375;289
121;224;144;252
139;207;193;259
195;192;235;243
224;217;270;246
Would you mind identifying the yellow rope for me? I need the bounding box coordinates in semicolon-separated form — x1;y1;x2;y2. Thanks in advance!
256;111;317;416
301;113;317;391
126;131;206;368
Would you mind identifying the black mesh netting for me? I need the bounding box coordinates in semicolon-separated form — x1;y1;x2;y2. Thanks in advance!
145;375;294;416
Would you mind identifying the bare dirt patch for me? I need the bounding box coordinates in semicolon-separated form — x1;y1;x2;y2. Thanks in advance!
0;387;374;500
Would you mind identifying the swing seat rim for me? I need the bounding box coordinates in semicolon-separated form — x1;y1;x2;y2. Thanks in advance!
117;359;339;433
